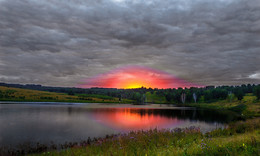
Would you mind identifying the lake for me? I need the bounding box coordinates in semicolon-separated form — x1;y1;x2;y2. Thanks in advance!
0;102;230;148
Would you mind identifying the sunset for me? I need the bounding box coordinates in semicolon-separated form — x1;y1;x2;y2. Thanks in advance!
79;66;200;89
0;0;259;155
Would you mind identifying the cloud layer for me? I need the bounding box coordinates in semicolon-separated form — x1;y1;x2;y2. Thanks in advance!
0;0;259;87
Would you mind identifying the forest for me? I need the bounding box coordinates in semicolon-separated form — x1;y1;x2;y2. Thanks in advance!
0;83;259;104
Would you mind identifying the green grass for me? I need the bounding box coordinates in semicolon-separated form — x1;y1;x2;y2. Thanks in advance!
0;86;132;103
186;94;260;118
30;118;260;156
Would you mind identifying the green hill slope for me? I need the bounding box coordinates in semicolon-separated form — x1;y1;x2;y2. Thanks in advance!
0;86;131;103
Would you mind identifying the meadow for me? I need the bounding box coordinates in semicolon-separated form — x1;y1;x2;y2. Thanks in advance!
0;86;132;103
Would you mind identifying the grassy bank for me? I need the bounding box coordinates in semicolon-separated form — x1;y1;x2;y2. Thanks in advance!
145;91;260;118
27;118;260;156
0;86;132;103
186;94;260;118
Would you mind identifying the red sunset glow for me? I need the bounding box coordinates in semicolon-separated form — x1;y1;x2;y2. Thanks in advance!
79;66;200;89
92;108;181;131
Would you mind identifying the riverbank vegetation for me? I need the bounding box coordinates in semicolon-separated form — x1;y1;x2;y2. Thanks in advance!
25;118;259;156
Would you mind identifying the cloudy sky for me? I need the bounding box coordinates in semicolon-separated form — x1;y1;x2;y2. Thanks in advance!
0;0;259;87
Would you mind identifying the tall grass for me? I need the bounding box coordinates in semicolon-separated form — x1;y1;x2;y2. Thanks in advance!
24;119;260;156
1;119;259;155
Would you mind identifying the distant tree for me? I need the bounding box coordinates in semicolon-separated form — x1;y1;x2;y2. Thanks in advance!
119;94;122;102
204;90;213;102
206;86;215;90
246;84;253;93
228;91;233;102
254;85;260;100
132;92;142;103
181;92;186;104
234;88;245;101
165;93;173;102
68;90;75;95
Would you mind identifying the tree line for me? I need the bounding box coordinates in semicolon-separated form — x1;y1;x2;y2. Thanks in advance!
0;83;260;103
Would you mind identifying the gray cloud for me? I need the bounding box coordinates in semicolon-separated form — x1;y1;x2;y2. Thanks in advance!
0;0;259;87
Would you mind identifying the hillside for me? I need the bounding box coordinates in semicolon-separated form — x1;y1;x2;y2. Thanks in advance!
0;86;131;103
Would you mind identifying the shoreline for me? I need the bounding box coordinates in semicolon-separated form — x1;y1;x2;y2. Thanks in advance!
1;118;258;156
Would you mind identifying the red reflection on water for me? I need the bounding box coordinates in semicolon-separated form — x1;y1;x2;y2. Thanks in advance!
92;108;182;131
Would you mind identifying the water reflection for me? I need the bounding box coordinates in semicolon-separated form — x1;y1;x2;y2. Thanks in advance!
91;108;181;131
88;107;234;131
0;103;233;147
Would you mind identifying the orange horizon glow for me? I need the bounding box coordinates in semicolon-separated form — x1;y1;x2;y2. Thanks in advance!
79;66;202;89
92;108;181;131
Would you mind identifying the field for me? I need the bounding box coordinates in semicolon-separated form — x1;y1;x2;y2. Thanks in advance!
28;118;260;156
0;86;132;103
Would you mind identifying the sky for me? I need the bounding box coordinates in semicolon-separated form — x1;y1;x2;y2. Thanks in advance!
0;0;259;88
78;66;201;88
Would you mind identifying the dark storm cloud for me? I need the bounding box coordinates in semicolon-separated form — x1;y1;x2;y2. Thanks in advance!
0;0;259;87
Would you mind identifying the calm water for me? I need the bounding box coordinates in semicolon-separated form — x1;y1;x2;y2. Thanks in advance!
0;103;229;147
